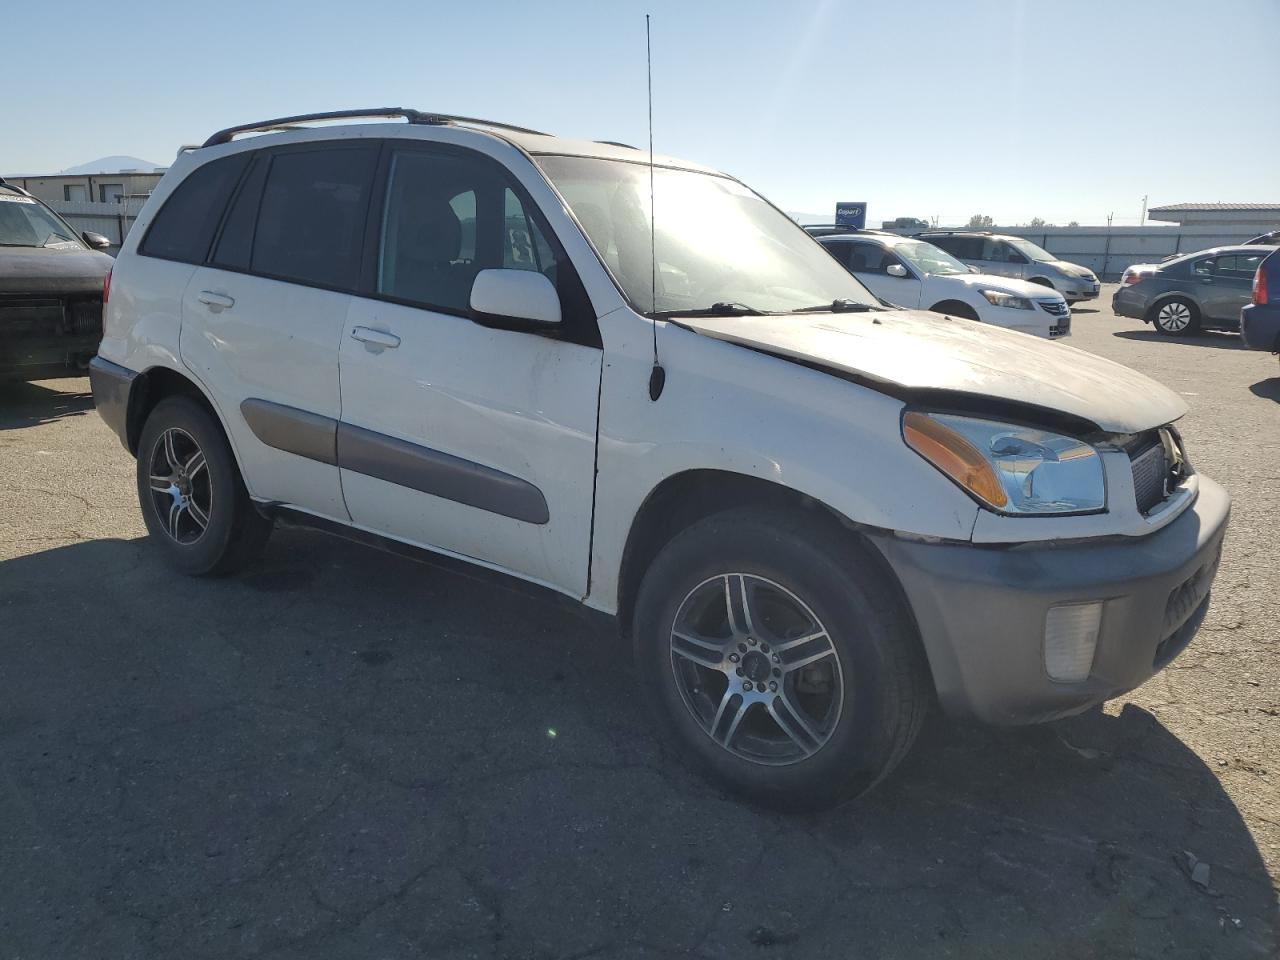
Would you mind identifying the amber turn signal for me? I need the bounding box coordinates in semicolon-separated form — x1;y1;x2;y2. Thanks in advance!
902;412;1008;509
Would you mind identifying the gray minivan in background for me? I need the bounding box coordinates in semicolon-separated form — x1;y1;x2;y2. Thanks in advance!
917;231;1100;304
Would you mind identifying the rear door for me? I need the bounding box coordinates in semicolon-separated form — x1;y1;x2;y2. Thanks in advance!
337;141;603;596
1202;252;1265;323
181;142;379;520
932;235;983;271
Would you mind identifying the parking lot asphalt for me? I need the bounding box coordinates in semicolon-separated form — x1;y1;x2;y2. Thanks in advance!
1;285;1278;959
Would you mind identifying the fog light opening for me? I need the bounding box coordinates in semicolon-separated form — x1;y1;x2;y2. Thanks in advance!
1044;601;1103;683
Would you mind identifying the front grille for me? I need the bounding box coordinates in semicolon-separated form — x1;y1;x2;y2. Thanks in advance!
1037;299;1069;316
0;296;102;338
1130;440;1166;513
67;299;102;335
1131;430;1187;514
0;297;63;336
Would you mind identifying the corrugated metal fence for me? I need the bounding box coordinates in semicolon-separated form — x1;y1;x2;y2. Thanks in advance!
49;198;148;252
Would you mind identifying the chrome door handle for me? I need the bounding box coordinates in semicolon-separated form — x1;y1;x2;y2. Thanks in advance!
197;290;235;310
350;326;401;349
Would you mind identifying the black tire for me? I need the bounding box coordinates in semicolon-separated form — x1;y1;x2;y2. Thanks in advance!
135;395;271;576
632;508;929;811
1151;297;1201;336
1028;277;1055;289
929;300;979;321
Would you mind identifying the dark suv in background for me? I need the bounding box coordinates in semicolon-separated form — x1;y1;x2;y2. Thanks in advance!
1113;245;1278;336
0;179;114;380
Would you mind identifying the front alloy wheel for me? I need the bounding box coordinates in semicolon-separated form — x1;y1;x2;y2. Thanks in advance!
670;573;842;765
633;508;929;811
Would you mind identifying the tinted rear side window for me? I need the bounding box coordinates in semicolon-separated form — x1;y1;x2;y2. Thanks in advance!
210;156;267;270
251;146;378;290
139;153;249;263
930;235;980;259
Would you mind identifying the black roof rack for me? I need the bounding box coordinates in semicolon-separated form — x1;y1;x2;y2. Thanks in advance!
201;107;551;148
914;229;993;237
594;140;639;149
802;224;892;236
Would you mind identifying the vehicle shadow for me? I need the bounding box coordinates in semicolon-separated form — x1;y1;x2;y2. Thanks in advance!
0;532;1274;959
1113;329;1248;351
1249;378;1280;403
0;376;94;431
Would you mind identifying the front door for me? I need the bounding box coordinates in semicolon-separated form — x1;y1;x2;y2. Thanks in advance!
337;143;603;596
845;240;921;307
978;239;1025;279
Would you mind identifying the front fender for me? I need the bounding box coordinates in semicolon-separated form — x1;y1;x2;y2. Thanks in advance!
585;315;980;614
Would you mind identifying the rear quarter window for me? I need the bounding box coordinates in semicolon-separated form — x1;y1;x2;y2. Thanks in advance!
139;154;250;263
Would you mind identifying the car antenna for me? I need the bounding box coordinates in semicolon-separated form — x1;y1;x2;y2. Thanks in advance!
645;13;666;402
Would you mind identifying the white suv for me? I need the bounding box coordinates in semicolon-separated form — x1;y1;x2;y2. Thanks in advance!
818;231;1071;337
90;108;1229;810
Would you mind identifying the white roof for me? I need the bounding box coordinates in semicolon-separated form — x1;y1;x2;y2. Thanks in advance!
497;130;724;175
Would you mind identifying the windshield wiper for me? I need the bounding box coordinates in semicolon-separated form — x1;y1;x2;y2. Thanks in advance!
652;301;770;319
790;299;876;314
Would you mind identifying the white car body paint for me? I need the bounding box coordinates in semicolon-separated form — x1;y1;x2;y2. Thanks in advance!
822;235;1069;338
680;310;1187;436
96;119;1199;619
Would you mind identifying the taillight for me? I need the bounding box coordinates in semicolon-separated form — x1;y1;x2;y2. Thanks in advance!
1254;266;1268;305
102;267;112;305
1123;270;1145;285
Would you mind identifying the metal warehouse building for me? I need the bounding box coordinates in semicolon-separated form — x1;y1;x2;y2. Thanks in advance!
1147;202;1280;228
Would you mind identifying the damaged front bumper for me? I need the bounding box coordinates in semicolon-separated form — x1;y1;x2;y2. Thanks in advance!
868;476;1230;725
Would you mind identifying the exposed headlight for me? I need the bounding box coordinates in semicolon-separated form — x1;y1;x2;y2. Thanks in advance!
979;289;1033;310
902;412;1106;514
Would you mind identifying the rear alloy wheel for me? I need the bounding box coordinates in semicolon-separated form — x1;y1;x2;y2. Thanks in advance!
136;396;271;576
634;508;929;811
1153;298;1200;336
146;427;212;545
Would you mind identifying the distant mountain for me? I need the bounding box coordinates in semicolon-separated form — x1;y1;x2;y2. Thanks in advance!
59;155;163;175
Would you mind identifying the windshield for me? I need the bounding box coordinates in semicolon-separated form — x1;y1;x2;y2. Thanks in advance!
0;194;81;248
892;239;970;276
534;155;879;314
1007;237;1056;263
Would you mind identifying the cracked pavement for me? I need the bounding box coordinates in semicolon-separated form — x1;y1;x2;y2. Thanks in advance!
1;286;1277;958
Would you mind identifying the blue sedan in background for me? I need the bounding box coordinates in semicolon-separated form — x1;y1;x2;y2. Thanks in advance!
1241;249;1280;354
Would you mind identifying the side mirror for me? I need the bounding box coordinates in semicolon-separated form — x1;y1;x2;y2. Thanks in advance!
470;268;561;329
83;231;112;250
886;263;909;278
968;265;980;273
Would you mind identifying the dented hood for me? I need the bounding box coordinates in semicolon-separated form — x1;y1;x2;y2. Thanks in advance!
683;308;1187;435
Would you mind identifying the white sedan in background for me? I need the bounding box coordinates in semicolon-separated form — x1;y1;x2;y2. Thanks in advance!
817;231;1071;339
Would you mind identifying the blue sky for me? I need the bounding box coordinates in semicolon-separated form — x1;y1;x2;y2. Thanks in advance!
6;0;1278;227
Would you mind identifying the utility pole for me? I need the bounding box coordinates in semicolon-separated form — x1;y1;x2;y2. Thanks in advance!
1140;194;1148;226
1102;212;1114;280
